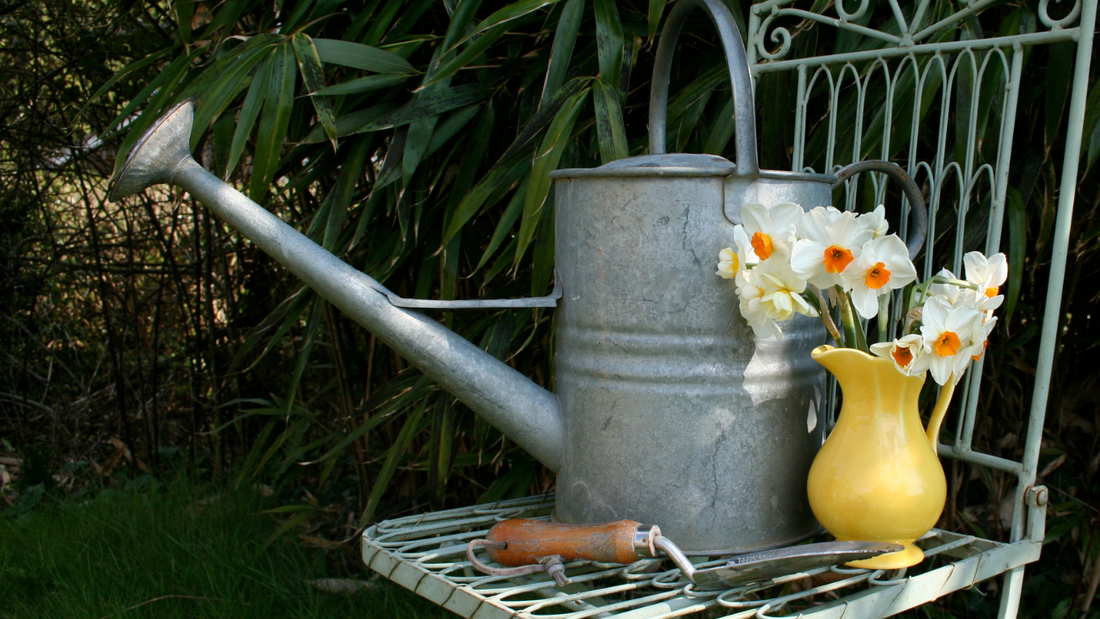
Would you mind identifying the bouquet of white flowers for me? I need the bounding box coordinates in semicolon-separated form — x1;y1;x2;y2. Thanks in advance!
716;202;1007;386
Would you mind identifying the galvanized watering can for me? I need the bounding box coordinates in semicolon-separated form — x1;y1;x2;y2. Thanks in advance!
109;0;925;553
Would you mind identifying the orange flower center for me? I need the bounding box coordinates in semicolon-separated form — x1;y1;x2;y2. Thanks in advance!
891;346;913;367
934;331;962;357
823;246;855;274
865;262;891;290
751;232;774;260
984;286;999;298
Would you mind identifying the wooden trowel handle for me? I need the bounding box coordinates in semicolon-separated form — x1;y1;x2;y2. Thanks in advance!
484;519;652;566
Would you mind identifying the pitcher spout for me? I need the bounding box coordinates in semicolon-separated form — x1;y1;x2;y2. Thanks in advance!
110;101;565;471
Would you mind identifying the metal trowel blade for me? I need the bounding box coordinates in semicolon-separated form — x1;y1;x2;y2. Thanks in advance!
691;541;904;589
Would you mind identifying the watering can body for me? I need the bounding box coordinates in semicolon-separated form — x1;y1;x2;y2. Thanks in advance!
551;156;831;550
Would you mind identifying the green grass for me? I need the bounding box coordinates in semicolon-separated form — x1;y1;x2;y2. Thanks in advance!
0;477;453;619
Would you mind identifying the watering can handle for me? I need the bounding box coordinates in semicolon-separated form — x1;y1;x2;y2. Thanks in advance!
649;0;759;179
832;160;929;261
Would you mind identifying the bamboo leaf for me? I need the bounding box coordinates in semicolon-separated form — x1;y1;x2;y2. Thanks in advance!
283;298;326;416
530;195;555;297
325;135;373;251
593;78;628;163
301;407;394;466
500;76;589;165
361;399;429;525
249;43;297;203
540;0;583;109
363;0;405;46
416;23;508;90
477;459;537;503
443;102;496;229
230;284;313;374
202;0;254;34
177;34;282;103
475;177;528;271
234;419;278;487
1003;186;1025;324
1079;76;1100;172
354;84;492;133
303;103;400;142
423;104;481;159
429;399;455;509
226;53;272;179
702;95;736;156
190;46;269;151
315;73;410;96
83;46;176;115
440;0;485;53
292;33;338;150
311;38;417;74
176;0;195;44
592;0;623;88
448;0;561;52
280;0;317;33
1044;42;1074;149
648;0;666;39
516;88;588;263
442;155;530;245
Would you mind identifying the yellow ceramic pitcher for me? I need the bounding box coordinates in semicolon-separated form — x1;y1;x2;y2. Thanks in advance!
807;345;955;569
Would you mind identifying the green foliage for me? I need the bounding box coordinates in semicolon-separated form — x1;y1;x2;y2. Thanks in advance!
0;476;449;618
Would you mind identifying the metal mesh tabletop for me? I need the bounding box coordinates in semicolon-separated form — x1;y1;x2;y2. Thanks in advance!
362;493;1043;618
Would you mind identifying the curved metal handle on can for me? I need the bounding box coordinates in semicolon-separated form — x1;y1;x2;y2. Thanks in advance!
648;0;759;179
832;160;929;261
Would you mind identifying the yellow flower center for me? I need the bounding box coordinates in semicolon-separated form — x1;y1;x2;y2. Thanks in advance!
751;232;774;260
984;286;999;298
891;346;913;367
865;262;891;290
823;245;855;274
934;331;962;357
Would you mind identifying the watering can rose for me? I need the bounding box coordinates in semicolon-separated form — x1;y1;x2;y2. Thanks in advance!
717;203;1006;386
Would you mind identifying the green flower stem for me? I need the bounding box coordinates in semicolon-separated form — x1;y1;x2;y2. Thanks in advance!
877;294;890;344
810;286;844;346
909;276;979;310
835;287;868;352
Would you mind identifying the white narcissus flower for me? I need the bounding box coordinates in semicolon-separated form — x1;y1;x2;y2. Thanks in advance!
838;234;918;319
920;296;984;385
736;269;782;339
741;202;803;261
926;267;980;310
963;251;1008;313
969;314;998;362
736;259;817;340
716;226;756;285
870;334;931;376
791;206;875;289
858;205;890;238
716;247;738;280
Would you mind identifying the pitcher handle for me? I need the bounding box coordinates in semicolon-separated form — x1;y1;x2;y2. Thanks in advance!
649;0;759;179
833;160;928;261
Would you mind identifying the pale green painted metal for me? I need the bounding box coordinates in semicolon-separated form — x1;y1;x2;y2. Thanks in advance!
362;492;1044;618
366;1;1094;616
744;1;1095;616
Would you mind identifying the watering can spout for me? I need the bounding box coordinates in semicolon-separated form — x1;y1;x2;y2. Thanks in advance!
109;101;564;472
